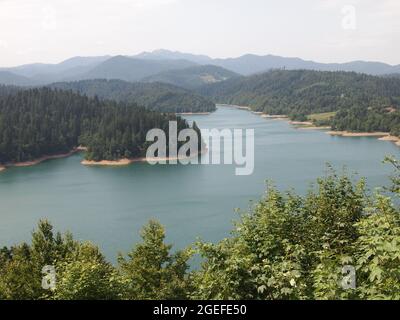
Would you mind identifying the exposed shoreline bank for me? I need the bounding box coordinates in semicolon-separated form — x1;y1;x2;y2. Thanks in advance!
378;135;400;146
261;114;289;120
218;104;289;120
289;120;331;130
297;125;332;130
327;131;390;137
219;104;400;147
218;104;252;112
176;112;211;115
0;147;87;173
81;149;207;167
327;131;400;147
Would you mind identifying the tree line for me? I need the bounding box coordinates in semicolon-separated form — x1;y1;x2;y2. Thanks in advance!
331;105;400;136
1;161;400;300
0;87;199;163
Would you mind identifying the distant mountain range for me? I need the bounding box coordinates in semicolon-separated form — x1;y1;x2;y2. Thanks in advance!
131;50;400;76
0;56;111;85
0;71;34;86
77;56;196;82
1;49;399;87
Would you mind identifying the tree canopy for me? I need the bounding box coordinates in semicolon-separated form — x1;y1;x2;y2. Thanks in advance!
49;79;216;113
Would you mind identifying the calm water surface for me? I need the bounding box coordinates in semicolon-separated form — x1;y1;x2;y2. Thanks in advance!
0;106;399;260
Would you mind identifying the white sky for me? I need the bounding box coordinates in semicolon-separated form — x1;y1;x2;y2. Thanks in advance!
0;0;399;67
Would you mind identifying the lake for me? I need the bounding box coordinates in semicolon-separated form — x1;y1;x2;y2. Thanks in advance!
0;106;399;261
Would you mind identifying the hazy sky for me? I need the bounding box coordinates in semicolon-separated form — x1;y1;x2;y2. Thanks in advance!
0;0;399;67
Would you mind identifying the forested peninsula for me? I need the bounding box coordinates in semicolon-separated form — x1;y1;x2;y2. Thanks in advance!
0;87;199;168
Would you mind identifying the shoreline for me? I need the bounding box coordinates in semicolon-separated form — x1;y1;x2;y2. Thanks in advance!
176;112;211;115
261;114;289;120
218;106;400;146
327;131;400;147
327;131;390;137
217;104;290;120
1;146;208;172
378;135;400;146
81;149;207;167
4;106;398;174
289;120;331;130
289;121;313;126
0;147;87;172
218;104;252;111
296;125;332;130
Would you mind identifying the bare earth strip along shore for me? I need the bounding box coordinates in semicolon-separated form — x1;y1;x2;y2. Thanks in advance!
327;131;390;137
327;131;400;146
0;146;87;173
378;135;400;146
289;121;331;130
1;148;206;172
297;126;332;130
81;150;206;167
222;104;400;147
220;104;289;120
176;112;211;115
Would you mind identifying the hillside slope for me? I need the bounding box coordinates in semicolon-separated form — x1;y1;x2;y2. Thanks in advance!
200;69;400;115
0;71;35;86
143;65;239;89
49;79;216;113
78;56;198;82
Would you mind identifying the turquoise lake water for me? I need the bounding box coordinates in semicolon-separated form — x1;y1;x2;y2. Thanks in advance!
0;106;399;260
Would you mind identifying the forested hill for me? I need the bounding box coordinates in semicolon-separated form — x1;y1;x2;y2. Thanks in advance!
199;69;400;134
0;85;20;97
49;79;216;113
143;65;239;90
384;74;400;79
0;88;197;164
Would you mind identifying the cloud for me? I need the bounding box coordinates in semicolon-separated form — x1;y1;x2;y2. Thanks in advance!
0;0;397;66
0;40;9;49
41;5;57;30
123;0;178;8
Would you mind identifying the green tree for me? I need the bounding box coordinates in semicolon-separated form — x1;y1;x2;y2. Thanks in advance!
53;242;122;300
192;172;367;300
0;220;76;300
355;194;400;299
118;220;192;300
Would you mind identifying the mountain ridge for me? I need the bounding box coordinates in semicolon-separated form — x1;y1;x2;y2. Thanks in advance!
1;50;399;86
